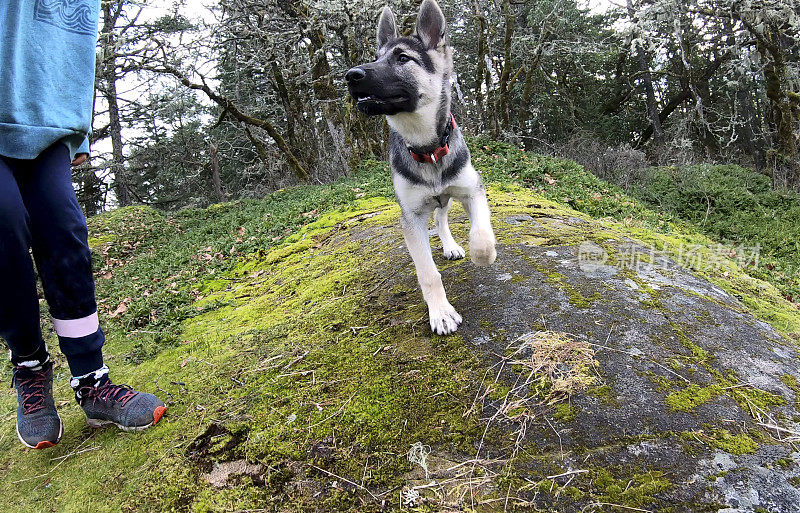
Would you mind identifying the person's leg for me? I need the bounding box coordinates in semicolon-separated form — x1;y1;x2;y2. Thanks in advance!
0;154;62;448
15;143;104;377
18;143;166;431
0;155;49;366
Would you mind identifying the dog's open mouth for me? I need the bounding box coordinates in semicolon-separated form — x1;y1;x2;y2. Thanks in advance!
349;89;410;115
353;93;403;105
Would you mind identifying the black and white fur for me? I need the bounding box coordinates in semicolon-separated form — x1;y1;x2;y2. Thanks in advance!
345;0;497;335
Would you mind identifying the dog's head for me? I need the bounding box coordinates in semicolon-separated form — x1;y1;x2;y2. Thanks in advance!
345;0;452;117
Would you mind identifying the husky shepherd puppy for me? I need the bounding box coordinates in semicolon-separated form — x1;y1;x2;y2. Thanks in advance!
345;0;497;335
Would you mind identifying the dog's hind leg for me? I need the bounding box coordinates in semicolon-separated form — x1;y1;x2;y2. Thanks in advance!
435;198;465;260
401;211;462;335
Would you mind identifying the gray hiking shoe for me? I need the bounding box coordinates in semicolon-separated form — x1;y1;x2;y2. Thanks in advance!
13;361;63;449
73;375;166;432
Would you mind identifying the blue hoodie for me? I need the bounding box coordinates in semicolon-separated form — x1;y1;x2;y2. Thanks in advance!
0;0;99;160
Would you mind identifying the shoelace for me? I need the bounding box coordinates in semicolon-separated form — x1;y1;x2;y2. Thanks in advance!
14;369;47;415
82;382;138;407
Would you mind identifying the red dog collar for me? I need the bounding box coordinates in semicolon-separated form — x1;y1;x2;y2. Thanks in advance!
409;114;457;164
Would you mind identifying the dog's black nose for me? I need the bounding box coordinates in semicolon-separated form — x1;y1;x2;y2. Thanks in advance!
345;67;366;83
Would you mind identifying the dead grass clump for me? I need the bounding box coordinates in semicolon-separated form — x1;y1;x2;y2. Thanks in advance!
510;331;599;405
467;331;600;463
409;332;600;509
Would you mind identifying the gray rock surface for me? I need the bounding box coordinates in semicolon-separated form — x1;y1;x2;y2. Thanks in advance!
393;209;800;512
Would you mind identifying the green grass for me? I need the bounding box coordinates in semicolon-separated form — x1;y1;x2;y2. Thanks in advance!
471;138;671;227
87;159;394;361
626;164;800;303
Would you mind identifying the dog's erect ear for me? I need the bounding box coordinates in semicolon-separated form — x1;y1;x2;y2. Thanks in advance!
377;7;398;48
416;0;446;49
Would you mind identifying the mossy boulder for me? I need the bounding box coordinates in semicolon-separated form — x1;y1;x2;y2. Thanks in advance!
174;185;800;511
2;164;800;512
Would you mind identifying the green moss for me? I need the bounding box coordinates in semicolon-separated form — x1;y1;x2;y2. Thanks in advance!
665;384;723;412
780;374;800;410
553;402;577;423
706;470;729;481
589;468;672;507
623;272;666;310
711;430;758;455
750;428;772;444
588;384;620;407
646;371;675;392
781;373;800;391
627;226;800;340
509;274;528;284
667;357;684;371
670;323;710;363
657;323;786;419
681;429;758;455
196;278;230;295
147;199;491;509
703;368;787;414
538;268;602;308
87;234;115;248
727;384;787;413
488;382;513;401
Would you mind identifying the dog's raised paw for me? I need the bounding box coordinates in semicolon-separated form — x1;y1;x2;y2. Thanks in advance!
443;243;466;260
469;237;497;266
428;303;462;335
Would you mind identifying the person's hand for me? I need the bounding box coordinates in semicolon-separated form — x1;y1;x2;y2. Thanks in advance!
71;153;88;166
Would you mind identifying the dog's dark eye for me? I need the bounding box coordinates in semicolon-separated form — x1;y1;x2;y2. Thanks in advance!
397;54;411;64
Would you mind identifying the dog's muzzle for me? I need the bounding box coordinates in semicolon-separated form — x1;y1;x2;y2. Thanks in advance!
345;65;414;115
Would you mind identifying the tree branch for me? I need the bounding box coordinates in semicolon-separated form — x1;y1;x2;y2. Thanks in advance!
143;64;310;181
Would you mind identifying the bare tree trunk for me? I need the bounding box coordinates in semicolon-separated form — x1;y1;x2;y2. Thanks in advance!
270;61;299;149
496;0;514;136
473;1;488;129
106;77;130;206
753;28;798;185
308;26;351;173
74;165;104;216
627;0;664;152
736;88;766;170
639;55;729;145
102;2;131;206
760;40;797;158
209;143;224;202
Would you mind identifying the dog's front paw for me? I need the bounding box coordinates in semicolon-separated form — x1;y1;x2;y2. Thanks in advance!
428;302;462;335
443;242;466;260
469;231;497;266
